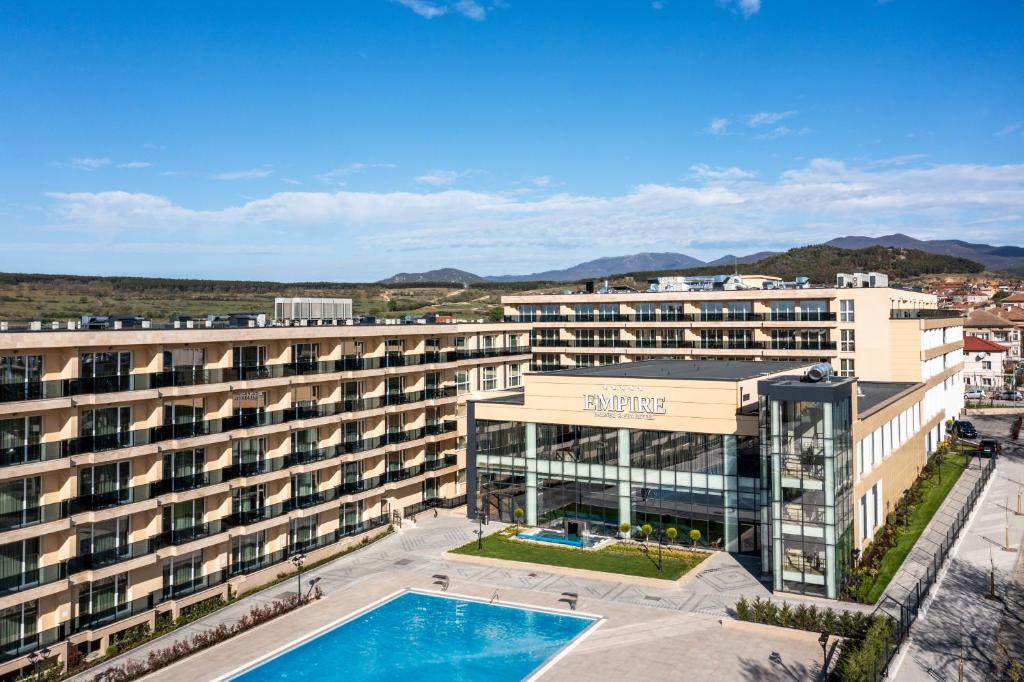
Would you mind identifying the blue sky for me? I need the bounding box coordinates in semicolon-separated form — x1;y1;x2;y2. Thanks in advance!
1;0;1022;281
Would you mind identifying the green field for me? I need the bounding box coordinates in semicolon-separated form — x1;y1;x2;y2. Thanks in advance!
858;447;972;603
452;529;707;580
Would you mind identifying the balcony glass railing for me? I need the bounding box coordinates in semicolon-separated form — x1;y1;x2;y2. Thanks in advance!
0;389;461;468
0;348;529;405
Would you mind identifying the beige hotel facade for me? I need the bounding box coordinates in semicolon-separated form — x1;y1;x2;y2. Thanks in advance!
469;279;966;598
0;276;967;674
0;321;530;677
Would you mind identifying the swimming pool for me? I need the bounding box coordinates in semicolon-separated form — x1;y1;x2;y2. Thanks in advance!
228;591;597;681
516;529;600;548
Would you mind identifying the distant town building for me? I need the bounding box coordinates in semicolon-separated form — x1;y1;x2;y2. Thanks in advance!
963;335;1009;389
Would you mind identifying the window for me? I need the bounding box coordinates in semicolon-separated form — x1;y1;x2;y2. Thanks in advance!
769;301;795;321
840;359;855;377
840;299;855;322
841;329;856;352
81;351;131;378
482;366;497;391
291;343;319;365
519;305;536;322
598;303;620;321
660;303;683;321
635;303;656;321
231;531;265;573
455;371;470;394
78;573;128;618
699;303;722;321
0;355;43;384
231;346;266;367
507;364;521;388
162;551;203;597
981;361;992;370
800;301;827;321
574;304;594;321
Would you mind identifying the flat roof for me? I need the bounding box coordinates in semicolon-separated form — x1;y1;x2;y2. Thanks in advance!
540;359;812;381
857;381;921;416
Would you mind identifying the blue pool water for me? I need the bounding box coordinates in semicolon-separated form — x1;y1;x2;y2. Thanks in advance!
230;591;595;681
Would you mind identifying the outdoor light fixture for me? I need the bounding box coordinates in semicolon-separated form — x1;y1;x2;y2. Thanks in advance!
818;631;830;669
28;647;50;682
291;553;307;599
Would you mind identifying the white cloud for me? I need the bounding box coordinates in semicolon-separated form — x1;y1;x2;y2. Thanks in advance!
68;157;112;171
395;0;491;20
705;117;730;135
717;0;761;18
44;159;1024;271
532;176;552;187
738;0;761;17
747;110;795;127
417;171;462;187
213;166;273;181
689;164;756;180
997;121;1024;138
316;162;396;184
281;178;303;185
119;161;151;169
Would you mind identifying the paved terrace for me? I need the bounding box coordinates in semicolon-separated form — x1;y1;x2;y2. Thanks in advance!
75;514;850;682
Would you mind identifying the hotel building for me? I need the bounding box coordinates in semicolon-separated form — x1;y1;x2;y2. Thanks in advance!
503;274;961;382
471;278;965;599
468;354;961;600
0;321;530;677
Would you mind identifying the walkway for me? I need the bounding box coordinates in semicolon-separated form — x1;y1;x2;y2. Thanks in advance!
895;415;1024;681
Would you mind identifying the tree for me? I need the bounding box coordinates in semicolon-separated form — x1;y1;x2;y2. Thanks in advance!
487;307;504;322
689;529;701;547
513;507;525;528
666;527;678;544
641;524;653;546
619;521;631;539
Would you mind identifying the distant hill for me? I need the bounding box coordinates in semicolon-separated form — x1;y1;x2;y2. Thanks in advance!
704;251;781;267
825;233;1024;272
613;245;985;285
377;268;487;285
487;252;706;282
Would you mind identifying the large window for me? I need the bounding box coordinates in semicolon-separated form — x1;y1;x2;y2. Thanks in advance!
840;329;856;352
0;601;37;646
839;299;855;322
0;477;40;529
81;351;130;378
456;370;470;394
163;550;203;597
482;366;497;391
840;359;855;377
291;343;319;365
0;355;42;384
507;364;521;388
231;531;265;573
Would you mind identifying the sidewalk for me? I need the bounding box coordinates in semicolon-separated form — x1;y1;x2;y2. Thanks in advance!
894;417;1024;680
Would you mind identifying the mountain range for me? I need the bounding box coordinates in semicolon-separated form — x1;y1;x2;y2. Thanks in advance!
378;233;1024;284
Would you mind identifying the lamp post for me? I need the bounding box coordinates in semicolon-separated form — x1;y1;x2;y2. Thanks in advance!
290;553;306;600
27;647;50;682
818;631;829;670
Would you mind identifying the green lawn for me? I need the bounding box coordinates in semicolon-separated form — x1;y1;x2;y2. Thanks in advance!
859;447;973;603
451;530;707;580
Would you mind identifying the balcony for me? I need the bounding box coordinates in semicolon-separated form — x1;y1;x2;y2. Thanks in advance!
890;308;964;320
0;349;530;405
0;388;463;468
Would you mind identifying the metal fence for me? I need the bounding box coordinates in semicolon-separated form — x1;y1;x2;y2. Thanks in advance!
861;455;995;680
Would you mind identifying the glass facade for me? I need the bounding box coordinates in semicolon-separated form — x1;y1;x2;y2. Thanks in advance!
761;383;853;598
471;375;860;596
474;419;762;554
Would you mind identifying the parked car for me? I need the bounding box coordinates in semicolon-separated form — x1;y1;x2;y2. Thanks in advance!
977;438;1001;457
996;390;1024;402
964;388;987;400
954;420;977;439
